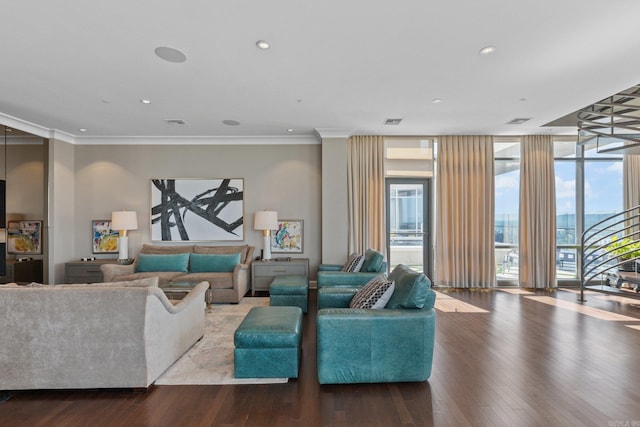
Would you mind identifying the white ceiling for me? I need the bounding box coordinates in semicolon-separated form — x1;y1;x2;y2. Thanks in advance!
2;0;640;142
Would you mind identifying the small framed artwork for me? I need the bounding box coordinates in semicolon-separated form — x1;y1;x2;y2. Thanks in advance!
271;219;303;254
7;220;43;255
92;220;119;254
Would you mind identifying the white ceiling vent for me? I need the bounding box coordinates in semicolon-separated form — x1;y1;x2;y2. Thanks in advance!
507;117;532;125
165;119;190;126
384;118;403;125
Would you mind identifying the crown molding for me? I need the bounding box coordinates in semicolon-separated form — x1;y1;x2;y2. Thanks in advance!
314;128;354;139
73;135;320;145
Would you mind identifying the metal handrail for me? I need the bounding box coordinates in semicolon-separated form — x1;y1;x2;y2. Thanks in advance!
580;205;640;301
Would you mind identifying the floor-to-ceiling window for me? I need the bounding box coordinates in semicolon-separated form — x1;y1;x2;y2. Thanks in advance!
494;137;623;285
495;140;520;283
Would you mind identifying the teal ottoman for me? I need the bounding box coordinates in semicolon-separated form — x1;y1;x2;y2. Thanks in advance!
234;306;303;378
269;275;309;313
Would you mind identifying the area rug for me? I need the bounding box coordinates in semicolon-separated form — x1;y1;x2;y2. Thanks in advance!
155;297;289;385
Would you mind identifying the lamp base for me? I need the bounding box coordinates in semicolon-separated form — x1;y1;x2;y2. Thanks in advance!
263;235;272;260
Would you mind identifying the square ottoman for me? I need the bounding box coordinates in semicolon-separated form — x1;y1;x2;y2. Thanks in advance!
269;275;309;313
234;306;303;378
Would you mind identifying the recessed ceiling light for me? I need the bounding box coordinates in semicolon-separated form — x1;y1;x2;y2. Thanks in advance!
287;128;294;133
256;40;271;49
154;46;187;63
222;120;241;126
479;46;496;55
79;128;88;132
140;99;152;104
432;98;442;104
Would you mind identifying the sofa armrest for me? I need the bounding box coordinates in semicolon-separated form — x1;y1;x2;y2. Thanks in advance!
100;263;136;282
318;264;342;272
232;262;250;297
317;271;382;288
316;306;436;384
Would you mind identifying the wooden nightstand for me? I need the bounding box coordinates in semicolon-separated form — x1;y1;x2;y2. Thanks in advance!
251;258;309;296
64;259;119;284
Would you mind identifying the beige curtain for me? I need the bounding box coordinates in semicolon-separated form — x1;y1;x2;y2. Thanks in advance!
435;136;495;288
623;154;640;210
519;135;556;288
347;135;386;256
623;154;640;236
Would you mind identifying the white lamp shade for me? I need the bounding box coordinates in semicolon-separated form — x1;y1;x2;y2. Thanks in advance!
111;211;138;231
254;210;278;231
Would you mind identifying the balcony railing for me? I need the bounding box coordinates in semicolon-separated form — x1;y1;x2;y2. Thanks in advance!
580;205;640;301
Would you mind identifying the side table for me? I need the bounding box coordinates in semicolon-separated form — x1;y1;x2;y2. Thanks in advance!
251;258;309;296
64;259;119;283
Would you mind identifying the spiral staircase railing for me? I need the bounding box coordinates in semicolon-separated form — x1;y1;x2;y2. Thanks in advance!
580;205;640;302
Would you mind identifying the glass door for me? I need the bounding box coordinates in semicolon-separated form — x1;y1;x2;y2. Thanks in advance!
385;178;431;275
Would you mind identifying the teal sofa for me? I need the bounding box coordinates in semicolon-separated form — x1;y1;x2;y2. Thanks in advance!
316;264;436;384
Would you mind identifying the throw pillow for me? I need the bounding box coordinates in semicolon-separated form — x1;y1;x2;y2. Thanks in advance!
386;264;431;309
135;253;190;273
341;253;365;272
360;249;385;272
349;275;395;309
190;253;241;273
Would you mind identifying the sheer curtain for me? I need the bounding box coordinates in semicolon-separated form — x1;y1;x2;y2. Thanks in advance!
347;135;386;256
435;136;495;288
624;154;640;210
519;135;556;288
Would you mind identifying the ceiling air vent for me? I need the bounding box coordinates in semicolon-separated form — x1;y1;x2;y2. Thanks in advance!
165;119;190;126
384;118;403;125
507;117;531;125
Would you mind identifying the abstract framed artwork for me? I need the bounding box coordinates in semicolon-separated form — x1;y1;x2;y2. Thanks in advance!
7;220;43;255
151;178;244;241
92;220;119;254
271;219;303;254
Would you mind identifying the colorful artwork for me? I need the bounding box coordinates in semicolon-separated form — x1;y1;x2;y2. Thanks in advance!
92;220;119;254
271;219;303;253
151;178;244;241
7;220;42;255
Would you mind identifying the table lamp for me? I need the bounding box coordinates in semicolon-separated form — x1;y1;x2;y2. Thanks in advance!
254;210;277;260
111;210;138;263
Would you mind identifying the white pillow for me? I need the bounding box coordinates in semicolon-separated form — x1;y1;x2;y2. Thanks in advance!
349;275;395;309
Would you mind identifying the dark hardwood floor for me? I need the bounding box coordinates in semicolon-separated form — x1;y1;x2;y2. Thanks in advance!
2;288;640;426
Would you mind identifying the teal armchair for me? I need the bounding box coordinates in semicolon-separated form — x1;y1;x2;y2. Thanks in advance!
316;264;436;384
317;249;387;289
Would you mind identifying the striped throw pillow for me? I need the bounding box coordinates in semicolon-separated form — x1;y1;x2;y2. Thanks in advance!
341;253;365;272
349;275;395;309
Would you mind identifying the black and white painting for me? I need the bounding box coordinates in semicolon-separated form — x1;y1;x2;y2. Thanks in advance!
151;178;244;241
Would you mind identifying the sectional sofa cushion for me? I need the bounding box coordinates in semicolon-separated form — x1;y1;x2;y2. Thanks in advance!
193;244;251;263
386;264;431;309
190;253;241;273
360;249;385;273
349;275;394;309
341;253;364;272
135;253;190;273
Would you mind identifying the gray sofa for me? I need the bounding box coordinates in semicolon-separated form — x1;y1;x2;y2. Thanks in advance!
101;244;254;303
0;277;207;390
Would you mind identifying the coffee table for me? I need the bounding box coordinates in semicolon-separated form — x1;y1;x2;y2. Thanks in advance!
160;282;213;306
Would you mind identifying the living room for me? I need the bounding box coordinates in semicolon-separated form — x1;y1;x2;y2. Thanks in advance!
2;1;640;426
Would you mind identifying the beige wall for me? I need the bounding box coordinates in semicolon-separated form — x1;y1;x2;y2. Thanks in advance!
73;144;322;279
48;139;76;283
321;137;349;264
6;142;45;224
